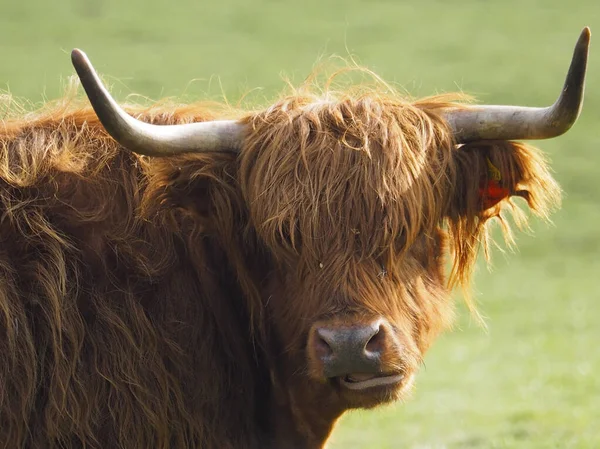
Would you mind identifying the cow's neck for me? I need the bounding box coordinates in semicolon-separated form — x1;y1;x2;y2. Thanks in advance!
263;372;344;449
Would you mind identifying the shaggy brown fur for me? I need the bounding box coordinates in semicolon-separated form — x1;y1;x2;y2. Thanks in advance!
0;70;560;449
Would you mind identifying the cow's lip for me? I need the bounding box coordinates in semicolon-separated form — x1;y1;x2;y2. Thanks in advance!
338;372;404;390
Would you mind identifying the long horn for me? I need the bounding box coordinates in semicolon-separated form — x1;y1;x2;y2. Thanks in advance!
71;49;245;156
443;27;591;143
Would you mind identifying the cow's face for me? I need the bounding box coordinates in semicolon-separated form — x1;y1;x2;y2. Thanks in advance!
239;97;459;410
238;92;560;414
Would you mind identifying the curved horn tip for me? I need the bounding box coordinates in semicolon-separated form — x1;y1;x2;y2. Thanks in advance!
70;49;98;81
580;26;591;42
71;49;88;66
575;27;591;54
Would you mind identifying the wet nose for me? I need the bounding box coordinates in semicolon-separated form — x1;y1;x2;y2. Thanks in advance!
311;319;387;378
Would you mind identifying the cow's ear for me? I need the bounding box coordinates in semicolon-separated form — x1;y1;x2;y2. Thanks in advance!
447;140;561;223
444;140;562;284
141;156;237;233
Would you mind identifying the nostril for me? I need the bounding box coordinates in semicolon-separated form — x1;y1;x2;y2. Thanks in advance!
313;331;334;358
365;324;384;354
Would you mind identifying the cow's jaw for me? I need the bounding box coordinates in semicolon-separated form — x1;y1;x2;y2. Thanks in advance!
264;358;418;448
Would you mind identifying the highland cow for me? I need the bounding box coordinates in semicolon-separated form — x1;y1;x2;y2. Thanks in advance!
0;28;590;449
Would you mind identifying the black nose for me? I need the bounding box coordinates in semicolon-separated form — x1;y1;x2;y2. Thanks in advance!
312;319;385;378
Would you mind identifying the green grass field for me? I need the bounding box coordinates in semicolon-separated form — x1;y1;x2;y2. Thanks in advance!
1;1;598;447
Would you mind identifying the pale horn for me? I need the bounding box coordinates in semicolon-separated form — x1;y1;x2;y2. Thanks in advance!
71;49;245;156
443;26;591;143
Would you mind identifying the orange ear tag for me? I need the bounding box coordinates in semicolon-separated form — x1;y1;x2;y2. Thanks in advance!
478;158;511;209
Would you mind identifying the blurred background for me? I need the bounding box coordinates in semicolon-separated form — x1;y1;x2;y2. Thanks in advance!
1;0;598;447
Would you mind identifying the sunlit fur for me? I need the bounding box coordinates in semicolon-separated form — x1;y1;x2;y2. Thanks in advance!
0;69;561;449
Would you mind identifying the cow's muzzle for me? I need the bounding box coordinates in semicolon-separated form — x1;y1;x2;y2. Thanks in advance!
308;317;404;390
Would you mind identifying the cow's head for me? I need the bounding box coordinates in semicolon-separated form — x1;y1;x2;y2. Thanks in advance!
71;28;589;419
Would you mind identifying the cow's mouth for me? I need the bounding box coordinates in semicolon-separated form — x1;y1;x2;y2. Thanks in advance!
338;373;404;390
